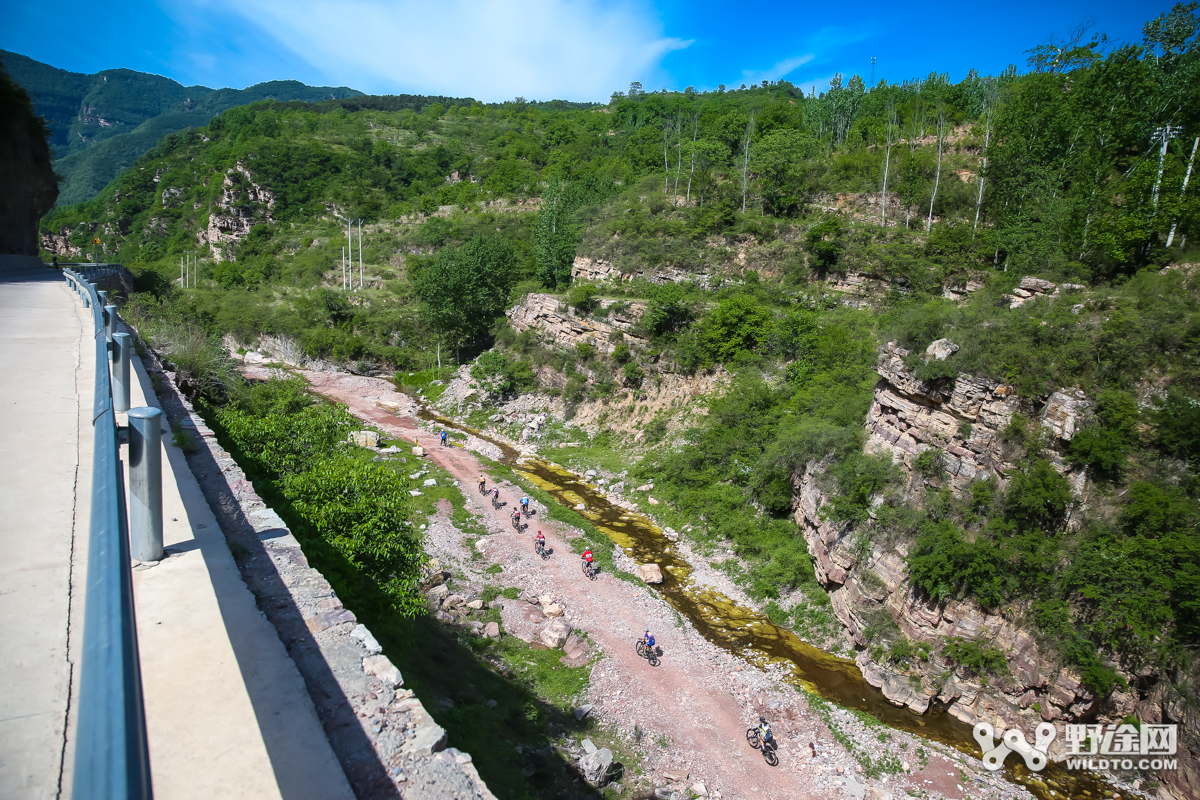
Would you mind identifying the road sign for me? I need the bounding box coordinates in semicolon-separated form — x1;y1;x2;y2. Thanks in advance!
93;238;101;244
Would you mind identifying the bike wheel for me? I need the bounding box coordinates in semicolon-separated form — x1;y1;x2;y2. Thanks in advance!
763;747;779;767
648;652;660;667
635;641;645;657
746;729;761;750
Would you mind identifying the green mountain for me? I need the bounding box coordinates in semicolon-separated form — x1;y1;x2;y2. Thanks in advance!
0;50;365;206
35;7;1200;795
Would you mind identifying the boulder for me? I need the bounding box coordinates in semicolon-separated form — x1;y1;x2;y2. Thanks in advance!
542;603;564;618
664;769;688;782
691;783;708;797
425;584;448;608
539;617;573;649
466;599;484;610
563;634;590;661
537;595;554;606
582;738;598;755
423;478;438;487
412;446;425;457
925;338;960;361
483;622;501;639
578;747;613;787
638;563;664;584
443;594;465;609
573;704;594;721
648;496;659;505
662;527;679;542
350;430;380;448
362;655;403;687
635;484;652;492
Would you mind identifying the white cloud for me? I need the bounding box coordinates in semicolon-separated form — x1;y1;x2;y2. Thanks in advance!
741;52;814;84
209;0;690;101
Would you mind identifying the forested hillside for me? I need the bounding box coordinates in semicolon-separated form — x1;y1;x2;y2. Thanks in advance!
36;4;1200;794
1;50;365;205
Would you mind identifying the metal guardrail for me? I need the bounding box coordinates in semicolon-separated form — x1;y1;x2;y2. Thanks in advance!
63;265;154;800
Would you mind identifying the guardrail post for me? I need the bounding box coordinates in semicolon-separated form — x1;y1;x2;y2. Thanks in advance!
113;333;131;413
81;286;91;309
127;407;163;563
104;305;118;344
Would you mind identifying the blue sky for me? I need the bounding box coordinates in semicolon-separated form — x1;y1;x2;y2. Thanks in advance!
1;0;1178;102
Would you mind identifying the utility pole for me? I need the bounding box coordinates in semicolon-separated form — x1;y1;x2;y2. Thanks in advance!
347;218;353;288
342;247;347;290
871;56;877;86
180;255;185;287
358;220;363;290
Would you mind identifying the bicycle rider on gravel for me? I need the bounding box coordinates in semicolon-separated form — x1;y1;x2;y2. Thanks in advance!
581;548;594;573
642;629;655;652
757;716;775;749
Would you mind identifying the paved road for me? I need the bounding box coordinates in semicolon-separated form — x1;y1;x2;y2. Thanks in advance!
0;269;88;799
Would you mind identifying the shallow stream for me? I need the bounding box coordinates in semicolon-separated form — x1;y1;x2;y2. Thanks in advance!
414;407;1117;800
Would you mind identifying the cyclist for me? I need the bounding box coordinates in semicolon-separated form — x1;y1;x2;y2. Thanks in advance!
491;486;500;506
512;508;521;528
520;496;530;515
757;716;775;750
581;548;594;574
478;475;486;494
642;628;655;652
535;530;546;555
440;430;448;446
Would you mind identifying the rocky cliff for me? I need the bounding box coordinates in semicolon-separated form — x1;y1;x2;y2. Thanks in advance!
0;61;58;255
506;292;647;356
794;341;1200;797
203;161;275;261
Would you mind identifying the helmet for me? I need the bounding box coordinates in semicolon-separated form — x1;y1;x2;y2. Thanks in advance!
759;716;767;724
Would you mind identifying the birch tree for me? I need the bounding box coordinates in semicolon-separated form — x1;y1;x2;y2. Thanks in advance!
926;101;947;231
881;99;897;227
974;80;998;236
740;113;756;213
1167;136;1199;247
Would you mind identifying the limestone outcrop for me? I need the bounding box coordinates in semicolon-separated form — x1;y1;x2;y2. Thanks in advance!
571;256;712;287
506;293;648;356
203;162;275;261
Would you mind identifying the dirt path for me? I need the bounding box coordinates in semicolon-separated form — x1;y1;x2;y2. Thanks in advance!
282;368;1025;800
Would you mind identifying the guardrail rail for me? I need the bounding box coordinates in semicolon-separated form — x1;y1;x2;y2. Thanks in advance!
63;265;154;800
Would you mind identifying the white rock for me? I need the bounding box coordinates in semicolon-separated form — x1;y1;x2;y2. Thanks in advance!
412;446;425;456
924;338;960;361
363;655;403;687
423;478;437;487
691;783;708;796
638;564;664;584
582;738;598;755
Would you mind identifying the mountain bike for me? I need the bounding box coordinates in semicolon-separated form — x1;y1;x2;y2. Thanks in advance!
492;493;501;509
581;560;597;580
634;639;660;666
478;480;487;495
535;539;550;560
746;728;779;766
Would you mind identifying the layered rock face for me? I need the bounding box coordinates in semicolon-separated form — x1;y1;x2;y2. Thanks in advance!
203;162;275;260
506;293;647;356
796;344;1200;796
571;255;712;287
0;64;58;255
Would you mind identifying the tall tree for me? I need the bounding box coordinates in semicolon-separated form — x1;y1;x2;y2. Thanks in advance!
926;100;948;231
973;80;998;236
740;112;756;213
882;99;897;227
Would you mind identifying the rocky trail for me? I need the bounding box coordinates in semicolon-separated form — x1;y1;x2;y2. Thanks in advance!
266;366;1038;800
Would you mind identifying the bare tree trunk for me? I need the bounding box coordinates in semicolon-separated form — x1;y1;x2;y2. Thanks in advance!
685;114;698;205
663;119;672;195
741;113;755;214
1167;136;1199;247
882;101;896;227
1152;125;1172;212
673;118;683;207
973;104;992;237
926;105;946;232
